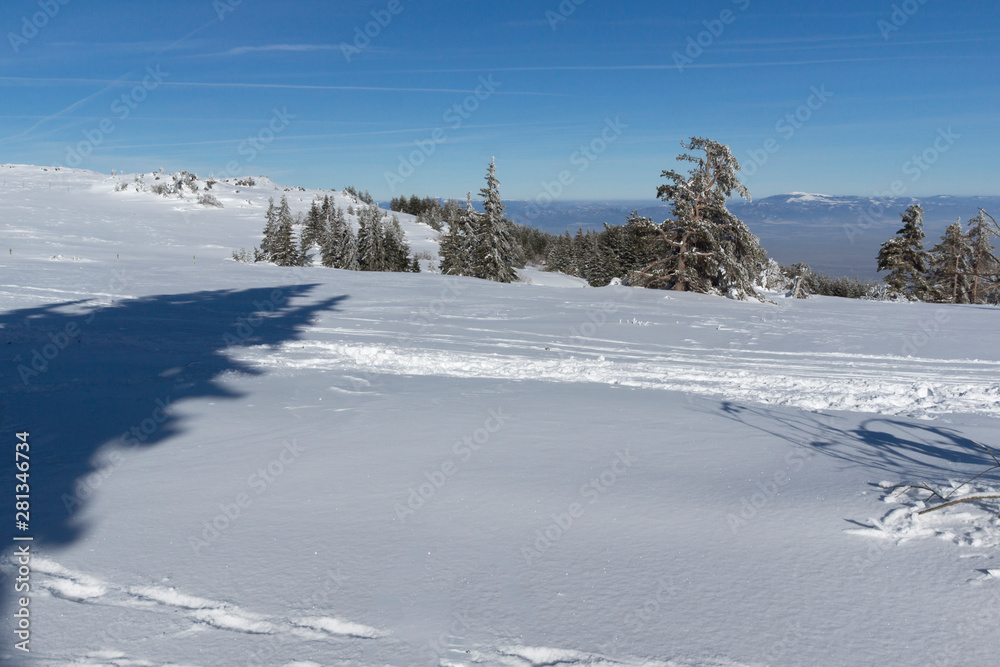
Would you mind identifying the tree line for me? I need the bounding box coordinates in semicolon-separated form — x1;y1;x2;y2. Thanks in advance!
876;205;999;304
239;194;418;273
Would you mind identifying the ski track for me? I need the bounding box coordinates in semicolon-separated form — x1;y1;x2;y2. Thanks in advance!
10;558;742;667
19;556;384;642
239;339;1000;419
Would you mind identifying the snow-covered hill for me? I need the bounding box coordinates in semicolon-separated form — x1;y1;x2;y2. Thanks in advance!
2;165;999;666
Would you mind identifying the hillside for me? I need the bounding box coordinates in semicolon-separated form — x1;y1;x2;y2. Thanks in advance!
2;165;999;666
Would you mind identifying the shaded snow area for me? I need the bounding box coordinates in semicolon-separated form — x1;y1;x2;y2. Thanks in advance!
1;164;999;666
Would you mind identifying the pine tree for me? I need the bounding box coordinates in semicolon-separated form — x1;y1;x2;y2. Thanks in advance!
357;205;387;271
966;209;1000;304
632;138;766;299
385;215;412;272
301;200;326;250
270;196;298;266
472;158;521;283
439;194;478;277
258;197;279;262
928;221;973;304
877;204;931;299
321;206;359;270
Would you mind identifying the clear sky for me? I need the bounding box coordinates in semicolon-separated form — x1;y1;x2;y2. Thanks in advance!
1;0;997;201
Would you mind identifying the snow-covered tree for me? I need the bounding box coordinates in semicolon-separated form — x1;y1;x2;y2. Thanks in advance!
631;137;766;300
269;196;300;267
321;206;358;270
301;200;326;251
439;194;479;277
876;205;930;299
472;158;521;283
966;209;1000;304
257;197;279;262
356;205;386;272
928;221;974;304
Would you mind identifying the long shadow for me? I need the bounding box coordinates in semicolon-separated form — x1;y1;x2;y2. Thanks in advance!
0;284;346;635
710;401;996;481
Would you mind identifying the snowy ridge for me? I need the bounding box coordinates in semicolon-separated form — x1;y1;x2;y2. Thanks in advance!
243;340;1000;419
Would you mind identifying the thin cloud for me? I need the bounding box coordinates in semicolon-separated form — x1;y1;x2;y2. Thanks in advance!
220;44;339;56
0;77;560;97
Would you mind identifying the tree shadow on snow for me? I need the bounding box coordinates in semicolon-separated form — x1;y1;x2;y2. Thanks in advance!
713;401;995;481
0;285;346;614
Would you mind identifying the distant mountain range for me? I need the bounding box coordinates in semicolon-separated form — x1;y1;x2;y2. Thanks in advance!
493;194;1000;279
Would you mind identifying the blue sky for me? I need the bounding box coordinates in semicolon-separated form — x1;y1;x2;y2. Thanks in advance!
1;0;997;201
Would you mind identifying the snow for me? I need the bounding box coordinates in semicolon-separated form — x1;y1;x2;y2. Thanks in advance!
2;164;1000;666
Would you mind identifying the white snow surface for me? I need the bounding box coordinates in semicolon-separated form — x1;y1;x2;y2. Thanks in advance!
1;164;999;666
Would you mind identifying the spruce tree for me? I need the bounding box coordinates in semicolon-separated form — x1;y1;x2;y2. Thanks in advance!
270;196;298;267
301;200;326;250
966;209;1000;303
439;194;478;277
876;204;931;299
633;138;766;299
357;205;388;271
928;221;973;304
258;197;279;262
472;158;521;283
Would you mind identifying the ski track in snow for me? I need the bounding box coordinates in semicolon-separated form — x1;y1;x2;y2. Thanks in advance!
442;645;749;667
241;339;1000;419
13;558;742;667
20;556;384;642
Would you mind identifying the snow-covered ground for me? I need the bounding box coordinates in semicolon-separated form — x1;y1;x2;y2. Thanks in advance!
2;165;999;666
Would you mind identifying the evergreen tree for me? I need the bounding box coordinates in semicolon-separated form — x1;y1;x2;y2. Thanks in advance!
632;138;766;299
257;197;279;262
270;196;299;266
356;205;381;271
385;215;412;272
472;158;521;283
966;208;1000;303
439;194;478;277
302;201;326;250
876;204;930;299
321;206;359;270
928;221;974;304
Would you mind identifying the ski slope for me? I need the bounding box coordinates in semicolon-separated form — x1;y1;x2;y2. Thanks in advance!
1;164;999;666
